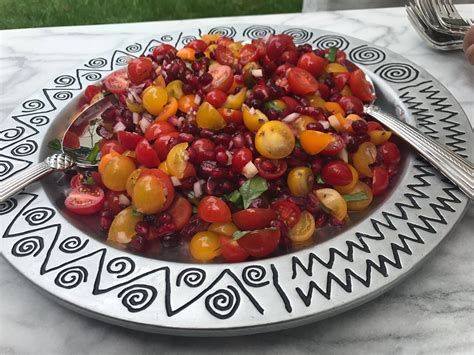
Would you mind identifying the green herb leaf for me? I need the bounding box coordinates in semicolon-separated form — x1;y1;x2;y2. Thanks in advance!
264;100;285;112
226;190;242;203
47;138;61;151
232;230;250;241
83;176;96;185
86;142;100;163
192;205;198;214
327;46;338;63
316;174;325;184
132;208;143;217
239;176;268;209
320;203;332;214
343;191;369;202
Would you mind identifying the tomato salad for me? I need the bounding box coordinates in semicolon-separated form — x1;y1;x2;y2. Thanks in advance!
64;33;401;263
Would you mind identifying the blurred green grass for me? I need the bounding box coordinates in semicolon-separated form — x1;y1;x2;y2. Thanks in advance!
0;0;302;29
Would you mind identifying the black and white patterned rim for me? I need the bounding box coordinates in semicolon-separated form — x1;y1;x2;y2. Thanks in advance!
0;25;471;336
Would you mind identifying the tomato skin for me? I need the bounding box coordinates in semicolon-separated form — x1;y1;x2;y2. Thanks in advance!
378;141;401;167
254;157;288;180
239;44;259;65
104;69;129;95
152;44;177;59
215;45;236;66
220;235;249;262
287;67;318;96
135;139;160;168
168;195;192;230
198;196;231;223
338;95;364;116
367;121;383;132
204;89;227;108
297;52;326;78
349;69;375;103
372;165;390;196
105;190;126;216
321;160;353;186
232;208;277;230
271;199;301;228
127;57;153;85
139;168;175;211
266;35;296;61
65;185;105;215
321;134;345;156
217;108;243;125
318;82;330;100
280;96;299;109
100;139;125;157
232;147;252;172
186;39;208;52
205;64;233;93
333;73;351;91
237;228;281;258
117;131;143;150
84;85;101;103
152;132;179;161
70;174;82;189
144;121;177;141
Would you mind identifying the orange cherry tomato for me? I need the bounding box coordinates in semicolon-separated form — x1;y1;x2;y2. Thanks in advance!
155;96;178;122
299;130;334;155
98;150;121;174
178;94;198;113
352;141;377;177
324;102;345;116
176;47;196;61
369;130;393;145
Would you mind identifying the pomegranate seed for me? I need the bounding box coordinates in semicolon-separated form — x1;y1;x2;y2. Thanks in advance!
129;236;147;252
180;176;197;190
351;120;368;134
210;167;226;179
200;129;214;138
221;181;234;193
305;193;321;214
201;161;218;176
214;133;231;146
315;213;328;227
329;216;345;226
178;132;194;143
231;133;245;148
161;234;181;248
199;73;213;86
180;215;210;240
157;212;172;225
216;151;228;165
135;221;150;236
310;158;323;174
204;177;218;194
182;83;194;94
306;122;324;131
100;216;112;230
101;107;117;122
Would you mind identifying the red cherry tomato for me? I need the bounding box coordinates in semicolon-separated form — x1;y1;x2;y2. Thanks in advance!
127;57;154;85
252;38;267;57
117;131;142;150
321;160;353;186
152;44;177;58
63;131;80;150
105;190;126;216
100;139;125;157
338;96;364;116
232;208;277;230
215;45;236;66
70;174;82;189
287;67;318;96
254;157;288;180
378;141;401;167
219;235;249;262
349;69;375;103
297;52;327;78
274;63;293;78
318;82;330;100
198;196;231;223
144;121;177;142
367;121;383;132
232;147;252;172
266;35;296;61
239;44;259;65
333;72;351;91
190;138;216;163
271;199;301;228
237;228;281;258
84;85;101;103
135;139;160;168
217;36;234;47
281;50;299;65
65;185;105;215
152;132;179;161
140;169;175;211
321;134;345;156
280;96;299;109
204;89;227;108
186;39;208;52
168;195;192;230
205;64;234;93
217;108;243;125
372;165;390;196
104;69;129;95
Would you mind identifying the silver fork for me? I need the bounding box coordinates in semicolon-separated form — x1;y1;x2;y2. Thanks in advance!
431;0;473;32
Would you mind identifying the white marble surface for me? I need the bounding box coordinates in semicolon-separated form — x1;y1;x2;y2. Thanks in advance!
1;6;473;355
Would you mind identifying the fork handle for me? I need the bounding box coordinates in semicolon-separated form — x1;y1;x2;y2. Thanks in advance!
365;105;474;200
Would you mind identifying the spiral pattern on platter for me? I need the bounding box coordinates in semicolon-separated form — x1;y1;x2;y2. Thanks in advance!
0;127;25;141
126;43;142;53
176;268;206;287
205;285;240;319
313;35;349;50
118;284;157;313
181;35;197;46
243;25;275;39
115;55;130;66
82;72;102;81
53;75;75;87
106;257;135;278
282;28;312;44
11;140;37;156
375;63;419;83
208;26;237;38
349;45;386;65
0;161;14;178
52;91;73;101
242;265;269;287
0;197;17;215
55;266;88;289
22;99;45;112
161;35;173;42
29;115;49;126
85;57;107;68
23;207;55;226
59;236;89;254
11;236;44;257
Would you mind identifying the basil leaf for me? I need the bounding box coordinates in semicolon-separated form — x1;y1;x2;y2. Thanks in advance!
48;138;61;151
86;142;100;163
239;176;268;209
232;230;250;241
192;205;198;214
320;203;332;214
327;46;338;63
226;190;242;204
316;174;325;184
343;191;369;202
264;100;285;112
83;176;96;185
132;208;143;217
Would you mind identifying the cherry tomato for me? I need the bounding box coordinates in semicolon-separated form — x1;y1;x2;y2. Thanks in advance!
255;121;295;160
254;157;288;180
297;52;326;78
215;45;236;66
166;142;188;178
84;85;101;103
287;67;318;96
186;39;208;52
217;35;234;46
287;166;314;197
105;190;127;216
338;95;364;116
367;121;383;132
167;195;192;230
352;141;377;177
237;228;281;258
104;69;129;95
232;147;252;172
152;44;177;59
346;181;373;211
127;57;153;85
178;94;198;113
63;131;80;150
189;231;221;262
140;168;175;211
196;102;226;130
107;206;143;244
142;86;168;115
204;89;227;108
190;138;216;163
378;141;401;167
135;139;160;168
372;165;389;196
321;160;353;186
266;34;296;61
232;208;277;231
152;131;179;161
314;188;347;221
271;199;301;228
65;185;105;215
333;72;351;91
144;121;177;142
318;82;330;100
117;131;142;151
219;235;249;262
299;130;334;155
205;64;233;93
218;108;243;125
321;134;345;156
198;196;231;223
208;222;238;236
101;155;136;192
70;174;82;189
280;96;299;109
349;69;375;103
239;44;259;64
100;139;125;156
334;165;359;195
288;210;316;243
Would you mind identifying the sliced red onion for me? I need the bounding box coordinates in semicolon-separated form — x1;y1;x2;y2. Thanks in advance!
132;112;140;124
194;95;201;105
225;151;233;165
142;112;153;121
328;115;340;130
130;89;142;104
241;161;258;179
251;69;263;78
138;118;151;133
171;176;181;186
320;120;330;129
193;180;203;198
338;148;349;163
118;194;131;206
113;121;127;133
282;112;300;123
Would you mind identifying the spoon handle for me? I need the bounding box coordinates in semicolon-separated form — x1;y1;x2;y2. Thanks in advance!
0;153;75;203
365;105;474;200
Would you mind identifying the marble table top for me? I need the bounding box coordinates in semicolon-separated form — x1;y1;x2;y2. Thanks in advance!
1;5;473;354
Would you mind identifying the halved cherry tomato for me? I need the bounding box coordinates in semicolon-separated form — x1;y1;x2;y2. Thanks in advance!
352;141;377;177
338;95;364;116
100;139;125;157
176;47;196;61
168;195;192;230
271;199;301;228
166;142;188;178
204;89;227;108
333;72;351;91
101;155;136;192
378;141;401;167
126;168;142;196
237;228;281;258
178;94;198;113
98;150;121;174
152;44;177;59
63;131;80;150
369;130;392;145
145;121;177;142
189;231;221;262
299;130;333;155
135;139;160;168
70;174;82;189
132;174;165;214
321;160;353;186
349;69;375;103
196;102;226;130
255;120;295;159
186;39;208;52
198;196;231;223
219;235;249;263
321;134;345;156
239;44;259;65
297;52;326;78
127;57;153;85
65;185;105;215
314;188;347;221
288;210;315;243
142;86;168;115
254;157;288;180
208;222;238;236
222;88;246;109
287;67;318;96
280;96;299;109
84;85;101;103
117;131;142;150
232;208;277;231
204;64;233;93
104;69;129;95
155;97;178;122
232;147;252;172
152;131;179;161
372;165;389;196
139;168;175;211
367;121;383;132
324;102;345;116
218;108;243;125
107;206;143;244
215;45;236;66
266;34;296;61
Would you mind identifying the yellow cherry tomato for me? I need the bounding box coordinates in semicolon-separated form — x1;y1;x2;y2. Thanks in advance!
314;188;348;221
228;42;242;57
242;104;268;131
292;115;317;135
176;47;196;61
166;142;188;178
223;88;247;109
369;130;393;145
334;165;359;195
153;75;166;88
126;98;144;113
178;94;198;113
158;161;170;175
352;141;377;177
98;150;121;174
288;211;316;243
126;168;143;196
196;101;226;130
166;80;184;99
155;97;178;122
208;222;238;236
101;155;136;192
287;167;314;197
346;181;374;211
189;231;221;262
325;63;348;73
325;102;345;116
201;34;220;44
307;94;326;109
132;175;165;214
299;130;334;155
107;206;143;244
142;86;168;115
205;44;217;58
255;120;295;160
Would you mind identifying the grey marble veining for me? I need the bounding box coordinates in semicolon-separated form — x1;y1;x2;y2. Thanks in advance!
0;6;473;355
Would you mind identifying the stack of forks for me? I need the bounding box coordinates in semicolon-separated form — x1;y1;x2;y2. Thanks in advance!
406;0;473;50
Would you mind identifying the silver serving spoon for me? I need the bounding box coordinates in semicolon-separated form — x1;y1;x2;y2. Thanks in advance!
0;94;117;202
362;70;473;199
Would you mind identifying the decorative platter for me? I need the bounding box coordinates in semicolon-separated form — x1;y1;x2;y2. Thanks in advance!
0;24;471;336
